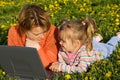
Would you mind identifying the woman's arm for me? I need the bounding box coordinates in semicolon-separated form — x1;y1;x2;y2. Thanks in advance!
8;26;25;46
38;26;60;68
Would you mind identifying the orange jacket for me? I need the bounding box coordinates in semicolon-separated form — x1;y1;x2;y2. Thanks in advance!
8;25;60;68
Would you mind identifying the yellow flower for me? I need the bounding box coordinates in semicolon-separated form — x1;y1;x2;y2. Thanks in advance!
2;71;6;76
84;76;88;80
80;8;85;11
65;74;71;80
89;77;92;80
116;14;119;17
98;52;102;57
63;0;68;5
10;23;17;27
1;25;6;29
72;16;76;19
49;4;54;10
44;6;47;11
116;22;119;25
50;13;54;17
83;3;86;6
105;71;112;78
114;28;117;32
7;21;10;23
117;48;120;53
115;18;119;22
117;60;120;65
115;68;118;73
73;0;78;4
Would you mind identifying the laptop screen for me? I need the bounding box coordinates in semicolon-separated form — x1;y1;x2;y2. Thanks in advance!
0;45;47;80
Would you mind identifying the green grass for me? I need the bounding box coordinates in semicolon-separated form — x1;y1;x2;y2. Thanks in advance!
0;0;120;79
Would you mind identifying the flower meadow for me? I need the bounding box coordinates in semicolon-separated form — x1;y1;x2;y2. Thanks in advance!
0;0;120;80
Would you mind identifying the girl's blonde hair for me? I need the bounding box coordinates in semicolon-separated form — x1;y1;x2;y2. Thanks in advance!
59;17;97;51
18;4;51;36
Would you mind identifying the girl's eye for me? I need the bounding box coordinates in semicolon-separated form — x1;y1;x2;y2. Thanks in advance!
63;40;66;43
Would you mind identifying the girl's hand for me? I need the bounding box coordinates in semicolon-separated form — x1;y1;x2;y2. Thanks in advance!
49;62;59;72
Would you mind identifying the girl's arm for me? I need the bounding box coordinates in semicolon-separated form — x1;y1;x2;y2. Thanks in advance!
49;51;66;72
59;51;95;73
59;60;89;73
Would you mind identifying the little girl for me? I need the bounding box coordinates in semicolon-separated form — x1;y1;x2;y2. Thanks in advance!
49;17;120;73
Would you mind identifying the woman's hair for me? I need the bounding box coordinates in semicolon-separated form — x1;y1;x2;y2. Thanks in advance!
59;17;97;51
18;4;51;35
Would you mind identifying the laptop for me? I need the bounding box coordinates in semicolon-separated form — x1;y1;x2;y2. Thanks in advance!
0;45;47;80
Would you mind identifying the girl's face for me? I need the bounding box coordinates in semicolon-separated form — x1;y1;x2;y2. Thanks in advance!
60;38;81;53
26;26;47;42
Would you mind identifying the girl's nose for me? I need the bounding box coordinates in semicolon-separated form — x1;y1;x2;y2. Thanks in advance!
59;41;62;45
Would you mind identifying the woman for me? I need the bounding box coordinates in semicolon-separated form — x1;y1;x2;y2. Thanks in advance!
8;4;60;68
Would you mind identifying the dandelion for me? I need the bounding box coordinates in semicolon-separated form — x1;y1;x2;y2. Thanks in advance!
114;28;117;32
102;60;107;64
105;71;112;78
116;14;119;17
117;60;120;65
117;48;120;53
80;7;85;11
63;0;68;5
49;4;54;10
10;23;17;27
115;18;119;22
1;24;6;29
89;77;92;80
83;3;86;6
72;16;76;19
115;18;119;25
101;13;106;17
84;76;88;80
98;52;102;57
2;71;6;76
44;6;47;11
65;74;71;80
50;13;54;17
115;68;119;74
73;0;78;4
115;22;119;26
7;21;10;23
107;4;110;9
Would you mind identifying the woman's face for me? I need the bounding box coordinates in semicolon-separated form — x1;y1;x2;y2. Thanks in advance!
26;26;47;42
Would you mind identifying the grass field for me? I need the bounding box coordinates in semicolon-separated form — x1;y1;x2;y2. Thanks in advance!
0;0;120;80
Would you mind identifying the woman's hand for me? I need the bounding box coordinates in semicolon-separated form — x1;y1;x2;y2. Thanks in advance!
25;38;40;50
49;62;60;72
26;31;44;42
